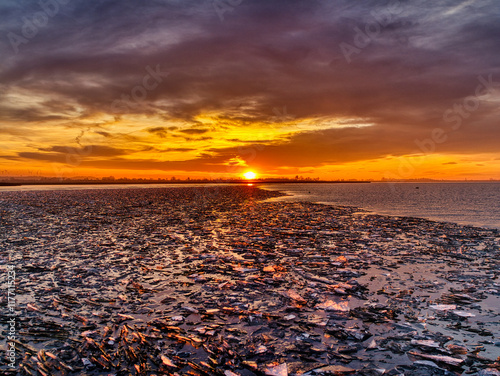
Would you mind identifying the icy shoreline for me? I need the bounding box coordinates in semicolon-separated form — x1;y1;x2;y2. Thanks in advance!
1;186;499;375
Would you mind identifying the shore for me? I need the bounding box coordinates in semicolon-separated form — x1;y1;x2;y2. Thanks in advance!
1;186;499;376
0;180;371;187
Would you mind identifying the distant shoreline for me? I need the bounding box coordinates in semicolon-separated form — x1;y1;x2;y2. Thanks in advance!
2;180;499;187
0;180;371;186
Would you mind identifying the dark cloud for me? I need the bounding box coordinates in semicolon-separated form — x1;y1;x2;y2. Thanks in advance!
95;131;112;138
178;128;209;135
226;139;273;144
147;126;180;138
165;148;196;152
70;155;236;173
38;145;129;157
18;152;68;164
147;127;169;138
209;120;500;168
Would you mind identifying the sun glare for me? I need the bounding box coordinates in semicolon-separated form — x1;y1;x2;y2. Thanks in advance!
243;171;257;180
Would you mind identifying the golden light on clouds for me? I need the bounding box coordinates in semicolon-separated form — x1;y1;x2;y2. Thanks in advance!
243;171;257;180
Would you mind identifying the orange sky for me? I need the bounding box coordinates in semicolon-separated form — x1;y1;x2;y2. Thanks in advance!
1;1;499;180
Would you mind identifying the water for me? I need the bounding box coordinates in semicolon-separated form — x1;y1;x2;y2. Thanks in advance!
262;182;500;230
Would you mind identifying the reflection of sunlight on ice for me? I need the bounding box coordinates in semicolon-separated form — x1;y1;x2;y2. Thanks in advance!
263;363;287;376
316;300;350;312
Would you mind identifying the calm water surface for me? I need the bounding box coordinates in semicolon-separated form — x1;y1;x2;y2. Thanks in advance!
262;182;500;230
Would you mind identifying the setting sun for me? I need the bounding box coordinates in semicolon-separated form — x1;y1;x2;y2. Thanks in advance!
243;171;257;180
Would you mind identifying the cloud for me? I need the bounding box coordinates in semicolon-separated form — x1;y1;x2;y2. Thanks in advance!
147;126;180;138
38;145;129;157
18;152;68;164
0;0;499;176
147;127;169;138
77;155;236;173
165;148;196;152
95;131;112;138
209;120;500;169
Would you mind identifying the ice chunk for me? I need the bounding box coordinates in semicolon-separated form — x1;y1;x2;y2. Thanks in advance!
452;310;475;317
264;363;288;376
409;351;464;366
429;304;456;311
316;300;350;312
411;339;440;348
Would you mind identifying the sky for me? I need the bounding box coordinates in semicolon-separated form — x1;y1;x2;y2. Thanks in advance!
1;0;499;180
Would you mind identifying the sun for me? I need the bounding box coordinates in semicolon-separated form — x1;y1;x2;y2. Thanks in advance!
243;171;257;180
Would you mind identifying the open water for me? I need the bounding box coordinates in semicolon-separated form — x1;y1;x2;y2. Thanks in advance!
263;182;500;230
